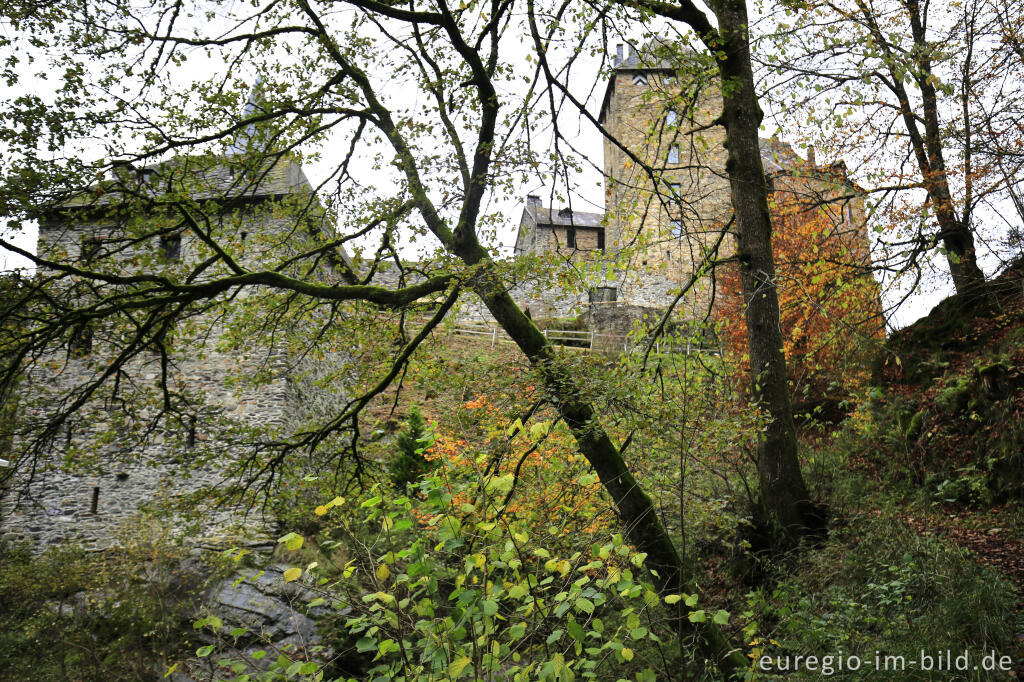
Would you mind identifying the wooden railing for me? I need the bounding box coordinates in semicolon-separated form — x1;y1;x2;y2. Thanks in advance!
447;321;720;355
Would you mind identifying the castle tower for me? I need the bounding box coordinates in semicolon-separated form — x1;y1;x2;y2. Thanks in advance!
0;155;343;550
596;40;733;317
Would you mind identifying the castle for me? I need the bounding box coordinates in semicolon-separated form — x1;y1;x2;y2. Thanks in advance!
0;41;875;549
0;155;349;549
508;41;871;338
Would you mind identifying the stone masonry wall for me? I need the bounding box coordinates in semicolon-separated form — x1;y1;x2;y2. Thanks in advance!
1;164;345;550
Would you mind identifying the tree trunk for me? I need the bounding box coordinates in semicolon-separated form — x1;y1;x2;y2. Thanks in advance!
712;0;816;540
455;249;748;678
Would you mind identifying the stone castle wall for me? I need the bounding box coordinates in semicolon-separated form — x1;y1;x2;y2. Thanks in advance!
1;165;349;550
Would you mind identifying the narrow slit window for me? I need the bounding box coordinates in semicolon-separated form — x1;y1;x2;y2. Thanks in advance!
597;230;605;250
81;238;101;265
70;324;93;356
565;227;576;249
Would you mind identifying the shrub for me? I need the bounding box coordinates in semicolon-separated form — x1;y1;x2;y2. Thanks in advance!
388;406;433;490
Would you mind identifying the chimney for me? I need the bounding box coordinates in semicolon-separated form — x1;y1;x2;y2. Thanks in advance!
526;194;541;209
806;146;816;167
615;44;623;66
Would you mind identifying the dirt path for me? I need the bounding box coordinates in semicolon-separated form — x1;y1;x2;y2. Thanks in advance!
901;513;1024;590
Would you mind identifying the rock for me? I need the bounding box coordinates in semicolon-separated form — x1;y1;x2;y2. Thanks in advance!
199;564;345;671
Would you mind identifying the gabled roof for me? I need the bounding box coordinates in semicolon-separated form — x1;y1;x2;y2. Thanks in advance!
527;205;605;228
51;154;312;214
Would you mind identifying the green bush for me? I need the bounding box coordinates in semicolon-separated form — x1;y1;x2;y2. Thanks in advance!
0;530;202;681
747;514;1017;680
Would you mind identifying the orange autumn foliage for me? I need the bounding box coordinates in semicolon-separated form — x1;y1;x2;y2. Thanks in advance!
718;172;884;408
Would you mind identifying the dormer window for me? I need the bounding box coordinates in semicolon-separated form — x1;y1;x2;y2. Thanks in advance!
160;234;182;261
632;73;647;86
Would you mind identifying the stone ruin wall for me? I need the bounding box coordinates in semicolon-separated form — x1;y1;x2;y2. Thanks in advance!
0;199;349;550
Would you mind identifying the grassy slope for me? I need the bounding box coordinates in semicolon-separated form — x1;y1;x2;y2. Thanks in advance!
748;264;1024;680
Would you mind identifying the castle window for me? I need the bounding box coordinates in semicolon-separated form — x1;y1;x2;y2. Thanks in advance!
565;227;576;249
160;234;182;261
597;230;605;250
631;73;647;86
666;111;678;127
666;181;681;197
81;238;101;265
670;219;685;237
70;323;93;356
668;145;680;164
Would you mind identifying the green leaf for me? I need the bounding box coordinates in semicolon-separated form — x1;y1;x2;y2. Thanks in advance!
687;609;706;623
664;594;682;604
712;609;730;625
282;567;302;582
196;645;214;658
529;420;550;440
486;473;515;494
278;532;304;551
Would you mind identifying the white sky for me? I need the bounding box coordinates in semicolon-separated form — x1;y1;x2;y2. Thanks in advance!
1;2;1003;331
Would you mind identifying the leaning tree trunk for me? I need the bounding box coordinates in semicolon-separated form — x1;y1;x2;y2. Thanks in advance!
712;0;816;541
452;248;749;678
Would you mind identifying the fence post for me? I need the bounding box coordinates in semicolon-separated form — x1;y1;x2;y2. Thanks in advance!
491;327;497;347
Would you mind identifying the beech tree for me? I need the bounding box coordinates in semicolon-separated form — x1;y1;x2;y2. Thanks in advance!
758;0;1024;296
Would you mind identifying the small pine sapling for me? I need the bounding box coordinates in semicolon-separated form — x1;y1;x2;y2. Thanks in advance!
388;407;433;489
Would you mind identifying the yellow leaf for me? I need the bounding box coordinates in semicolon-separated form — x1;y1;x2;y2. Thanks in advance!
450;654;472;678
282;567;302;582
622;647;634;661
314;505;328;516
376;564;391;581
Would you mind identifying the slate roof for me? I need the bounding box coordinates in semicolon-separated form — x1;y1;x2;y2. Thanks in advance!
527;205;605;228
57;155;311;212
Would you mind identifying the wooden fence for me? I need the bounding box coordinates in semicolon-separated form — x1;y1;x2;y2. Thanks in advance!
448;321;719;355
